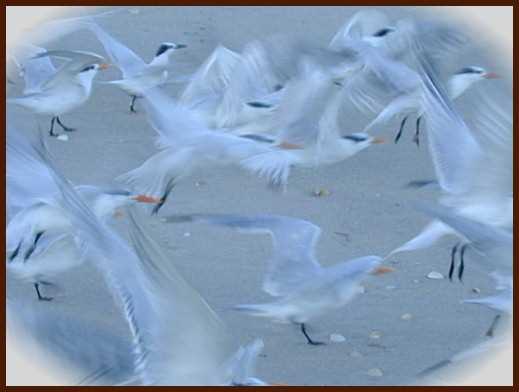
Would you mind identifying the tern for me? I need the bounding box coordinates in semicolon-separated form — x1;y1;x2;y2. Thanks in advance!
387;47;512;282
6;125;161;300
164;213;394;345
7;49;110;136
117;68;383;213
79;20;187;112
31;141;267;385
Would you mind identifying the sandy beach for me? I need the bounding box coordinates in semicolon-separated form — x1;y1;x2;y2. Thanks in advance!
6;6;512;385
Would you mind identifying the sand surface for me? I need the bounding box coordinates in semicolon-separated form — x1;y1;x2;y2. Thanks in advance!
6;6;512;386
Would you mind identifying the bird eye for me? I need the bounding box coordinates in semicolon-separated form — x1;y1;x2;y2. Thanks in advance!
81;65;95;73
372;28;394;37
343;134;367;143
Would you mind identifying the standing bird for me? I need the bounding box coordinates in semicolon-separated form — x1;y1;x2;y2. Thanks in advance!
80;20;187;112
6;125;161;300
164;213;394;345
7;50;110;136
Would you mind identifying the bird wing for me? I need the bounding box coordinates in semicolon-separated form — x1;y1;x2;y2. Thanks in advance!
414;43;484;195
270;66;339;147
329;9;392;50
179;45;242;109
10;44;57;94
142;88;210;149
164;213;323;297
34;132;235;385
6;124;62;217
34;49;106;90
84;21;147;77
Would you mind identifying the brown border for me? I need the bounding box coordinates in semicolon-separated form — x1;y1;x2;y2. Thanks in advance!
3;3;516;389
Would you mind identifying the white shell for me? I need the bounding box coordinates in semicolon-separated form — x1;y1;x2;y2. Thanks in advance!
426;271;444;280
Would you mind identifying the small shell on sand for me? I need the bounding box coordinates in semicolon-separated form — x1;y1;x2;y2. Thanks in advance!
367;368;383;377
312;188;331;197
426;271;444;280
57;134;69;142
369;331;382;339
330;333;346;343
401;313;413;320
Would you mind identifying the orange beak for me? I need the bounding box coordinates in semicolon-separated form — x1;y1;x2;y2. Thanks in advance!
371;137;385;144
131;194;163;204
370;265;395;276
484;72;500;79
99;63;112;70
277;141;305;150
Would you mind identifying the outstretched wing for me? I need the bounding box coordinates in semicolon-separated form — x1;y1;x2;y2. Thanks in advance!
164;213;323;297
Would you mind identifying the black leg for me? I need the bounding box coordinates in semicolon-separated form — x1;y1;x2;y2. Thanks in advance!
413;116;421;147
49;117;58;137
448;243;459;281
34;283;53;301
130;95;138;113
300;323;325;346
485;314;502;337
24;231;44;261
151;177;175;215
458;244;468;282
8;241;23;262
56;116;75;132
394;116;408;144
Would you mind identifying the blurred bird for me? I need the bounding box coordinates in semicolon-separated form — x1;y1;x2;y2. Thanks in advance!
164;213;394;345
7;50;110;136
80;20;187;112
6;124;161;300
387;48;512;282
30;139;267;385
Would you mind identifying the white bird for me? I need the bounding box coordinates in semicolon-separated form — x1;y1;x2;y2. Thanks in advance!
117;68;383;213
179;41;283;132
387;48;512;282
414;203;512;337
329;10;492;145
6;124;161;300
7;49;110;136
164;213;394;345
28;140;267;385
76;19;187;113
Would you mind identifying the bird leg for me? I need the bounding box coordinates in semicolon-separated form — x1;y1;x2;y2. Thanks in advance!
49;117;58;137
394;116;408;144
8;240;23;262
458;244;468;282
34;282;53;301
485;314;502;337
413;116;422;147
151;177;175;215
129;95;138;113
300;323;325;346
23;231;44;261
56;116;76;132
448;243;459;281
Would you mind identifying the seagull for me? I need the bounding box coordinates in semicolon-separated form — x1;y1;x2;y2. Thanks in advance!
6;124;161;300
7;49;110;136
164;213;394;345
30;140;267;385
117;69;383;213
387;46;512;283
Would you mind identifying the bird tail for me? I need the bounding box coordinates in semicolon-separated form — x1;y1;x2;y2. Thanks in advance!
240;150;294;191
